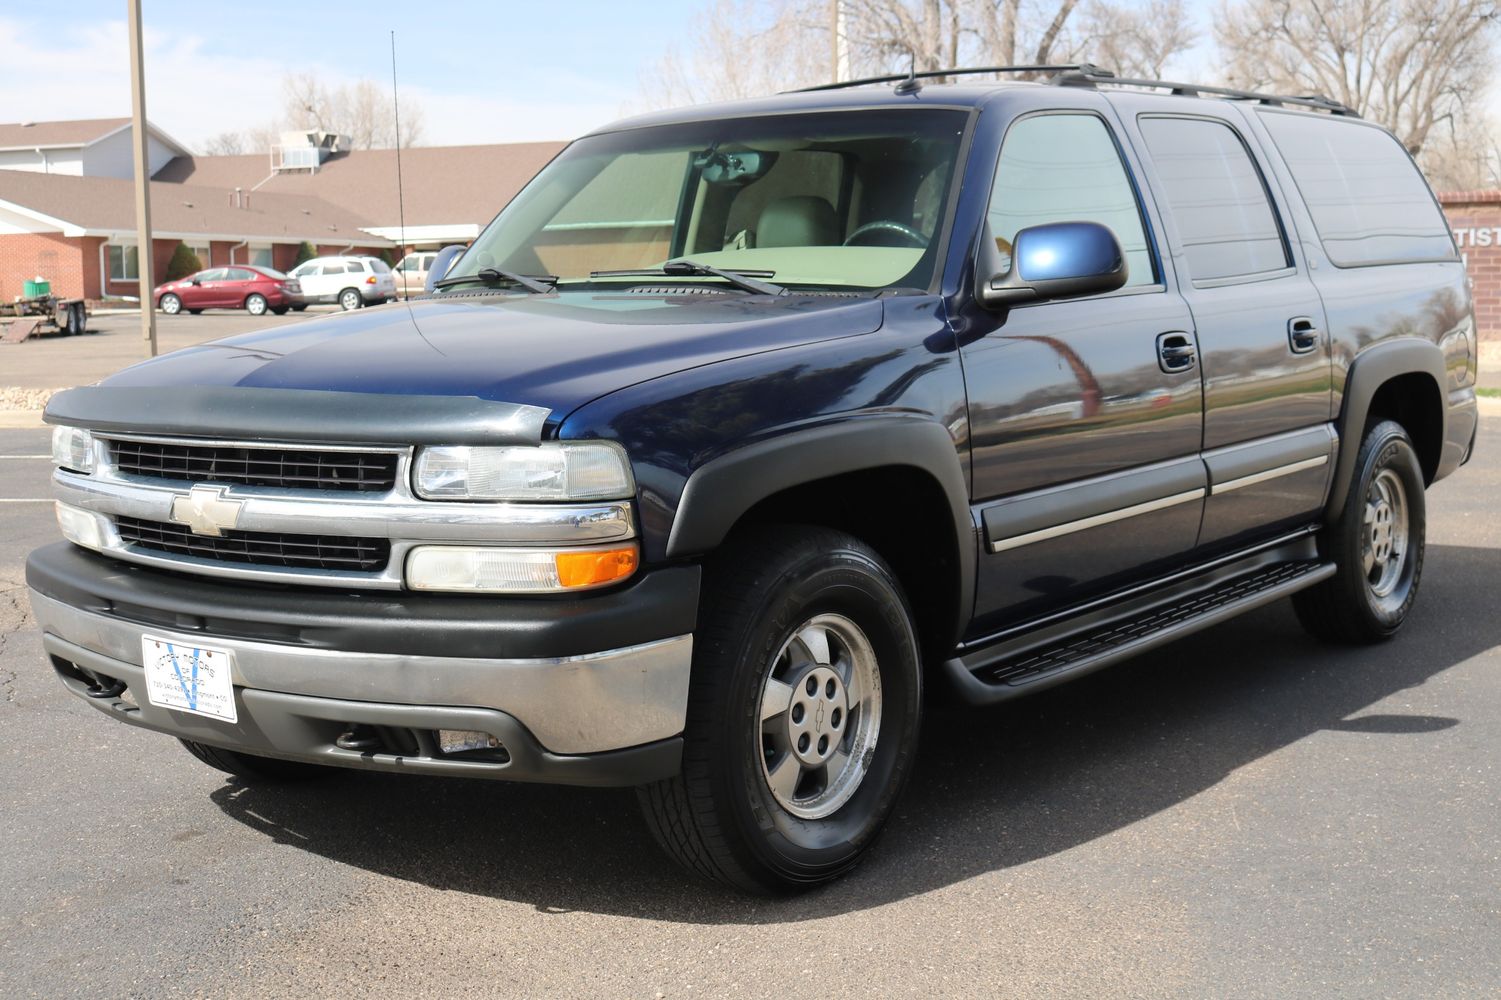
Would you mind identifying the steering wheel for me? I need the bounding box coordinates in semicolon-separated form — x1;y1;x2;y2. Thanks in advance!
843;220;927;248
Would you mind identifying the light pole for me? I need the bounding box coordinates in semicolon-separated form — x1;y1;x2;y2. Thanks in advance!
127;0;157;357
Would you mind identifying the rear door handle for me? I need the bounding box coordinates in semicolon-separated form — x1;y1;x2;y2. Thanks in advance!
1157;331;1196;373
1288;316;1321;354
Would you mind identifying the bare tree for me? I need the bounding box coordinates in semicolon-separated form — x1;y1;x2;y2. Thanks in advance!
200;131;246;156
1215;0;1500;157
1075;0;1196;77
281;73;426;149
639;0;1193;108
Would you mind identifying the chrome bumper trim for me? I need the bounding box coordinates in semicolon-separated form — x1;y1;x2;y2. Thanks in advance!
30;591;692;755
54;469;636;544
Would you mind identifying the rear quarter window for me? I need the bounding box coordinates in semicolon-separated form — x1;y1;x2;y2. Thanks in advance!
1260;112;1455;267
369;259;391;274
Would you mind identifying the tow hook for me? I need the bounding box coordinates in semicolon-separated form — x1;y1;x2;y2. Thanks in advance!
334;724;382;751
84;677;127;699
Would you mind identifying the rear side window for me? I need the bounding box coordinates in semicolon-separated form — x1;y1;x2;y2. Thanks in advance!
988;113;1156;286
344;260;367;272
1138;116;1289;282
1260;112;1454;267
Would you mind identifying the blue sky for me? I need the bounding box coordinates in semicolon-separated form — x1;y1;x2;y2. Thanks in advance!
2;1;1224;150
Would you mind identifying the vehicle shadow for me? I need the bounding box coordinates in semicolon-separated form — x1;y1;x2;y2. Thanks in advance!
209;542;1500;923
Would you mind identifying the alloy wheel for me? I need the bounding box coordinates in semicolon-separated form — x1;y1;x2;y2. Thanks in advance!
758;613;882;820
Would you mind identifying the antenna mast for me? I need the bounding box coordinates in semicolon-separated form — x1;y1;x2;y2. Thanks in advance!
390;30;407;262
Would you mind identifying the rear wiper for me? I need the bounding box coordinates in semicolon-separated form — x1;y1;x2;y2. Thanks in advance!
433;266;557;294
590;259;784;296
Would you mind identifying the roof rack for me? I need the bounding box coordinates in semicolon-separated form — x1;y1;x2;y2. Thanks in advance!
788;64;1111;94
787;63;1359;117
1053;67;1358;116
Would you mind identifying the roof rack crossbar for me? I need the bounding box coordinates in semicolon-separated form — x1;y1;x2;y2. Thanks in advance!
1056;68;1359;117
787;64;1113;94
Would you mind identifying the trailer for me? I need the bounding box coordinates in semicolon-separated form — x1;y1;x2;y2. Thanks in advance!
1;294;89;344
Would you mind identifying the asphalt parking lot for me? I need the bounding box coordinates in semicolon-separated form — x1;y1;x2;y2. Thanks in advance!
1;410;1498;997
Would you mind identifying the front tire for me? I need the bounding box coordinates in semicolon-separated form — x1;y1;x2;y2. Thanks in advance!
244;293;268;316
178;739;323;782
1294;419;1426;643
159;293;181;315
338;288;362;311
638;526;922;894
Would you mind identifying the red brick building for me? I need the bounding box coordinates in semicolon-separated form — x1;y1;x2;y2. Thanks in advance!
0;117;564;305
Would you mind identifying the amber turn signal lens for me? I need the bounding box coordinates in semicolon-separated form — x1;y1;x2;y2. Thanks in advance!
555;546;638;588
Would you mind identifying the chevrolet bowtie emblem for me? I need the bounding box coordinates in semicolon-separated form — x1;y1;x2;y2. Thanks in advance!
169;485;244;537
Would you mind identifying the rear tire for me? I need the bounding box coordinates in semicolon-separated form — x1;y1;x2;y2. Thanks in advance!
1294;419;1426;643
338;288;362;311
271;306;289;315
178;739;323;782
244;293;268;316
188;308;203;315
291;304;307;312
637;526;922;894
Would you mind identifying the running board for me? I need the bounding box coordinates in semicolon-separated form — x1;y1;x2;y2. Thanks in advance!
945;538;1335;705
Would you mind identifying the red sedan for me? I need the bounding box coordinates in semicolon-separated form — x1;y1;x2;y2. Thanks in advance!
155;266;304;316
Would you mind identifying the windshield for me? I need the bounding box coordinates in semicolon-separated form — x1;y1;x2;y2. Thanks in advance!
444;109;969;292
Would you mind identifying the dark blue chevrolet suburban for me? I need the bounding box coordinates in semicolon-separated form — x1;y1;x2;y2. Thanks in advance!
27;67;1478;893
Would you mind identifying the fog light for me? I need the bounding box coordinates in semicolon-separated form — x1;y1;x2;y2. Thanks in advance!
55;502;110;551
405;543;638;593
438;729;503;755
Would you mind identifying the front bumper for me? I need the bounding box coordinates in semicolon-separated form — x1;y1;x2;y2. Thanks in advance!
27;543;699;786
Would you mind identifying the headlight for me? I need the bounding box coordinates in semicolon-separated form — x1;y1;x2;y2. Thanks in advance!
406;543;639;593
51;426;95;474
412;443;633;501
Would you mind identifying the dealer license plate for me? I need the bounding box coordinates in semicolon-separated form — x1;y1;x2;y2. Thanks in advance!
140;636;238;723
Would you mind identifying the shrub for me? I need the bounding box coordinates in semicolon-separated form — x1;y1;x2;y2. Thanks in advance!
164;242;202;281
292;240;317;268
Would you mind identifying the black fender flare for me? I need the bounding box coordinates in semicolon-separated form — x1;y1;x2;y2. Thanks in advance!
665;415;976;646
1326;338;1448;518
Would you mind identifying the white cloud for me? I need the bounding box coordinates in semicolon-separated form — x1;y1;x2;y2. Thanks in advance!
0;15;620;151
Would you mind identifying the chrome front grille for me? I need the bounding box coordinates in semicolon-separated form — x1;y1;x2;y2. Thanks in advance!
115;516;391;572
52;432;638;590
109;438;398;492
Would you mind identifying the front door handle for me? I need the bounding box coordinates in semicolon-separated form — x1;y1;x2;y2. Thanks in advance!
1157;331;1196;374
1288;316;1321;354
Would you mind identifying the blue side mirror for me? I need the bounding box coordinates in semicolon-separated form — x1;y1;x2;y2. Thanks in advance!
424;244;469;293
977;221;1127;309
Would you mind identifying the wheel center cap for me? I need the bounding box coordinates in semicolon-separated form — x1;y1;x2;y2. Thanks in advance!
787;665;847;767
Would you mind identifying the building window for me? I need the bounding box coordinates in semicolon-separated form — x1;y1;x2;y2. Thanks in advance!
107;243;139;282
249;244;273;268
189;244;212;268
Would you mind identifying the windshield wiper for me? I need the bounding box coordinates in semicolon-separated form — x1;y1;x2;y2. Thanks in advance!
433;266;557;294
590;260;784;296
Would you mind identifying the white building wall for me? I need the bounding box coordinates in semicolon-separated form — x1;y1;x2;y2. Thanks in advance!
81;128;178;178
0;148;84;175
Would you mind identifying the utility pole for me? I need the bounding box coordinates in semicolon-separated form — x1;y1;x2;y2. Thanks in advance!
127;0;157;357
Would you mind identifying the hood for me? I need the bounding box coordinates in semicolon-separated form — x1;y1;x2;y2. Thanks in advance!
102;291;885;419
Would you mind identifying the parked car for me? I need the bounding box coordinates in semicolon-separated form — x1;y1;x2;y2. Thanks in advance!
394;250;440;297
30;68;1478;895
155;266;301;316
288;256;396;310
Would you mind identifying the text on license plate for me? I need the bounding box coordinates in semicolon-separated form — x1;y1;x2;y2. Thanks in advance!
140;636;238;723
